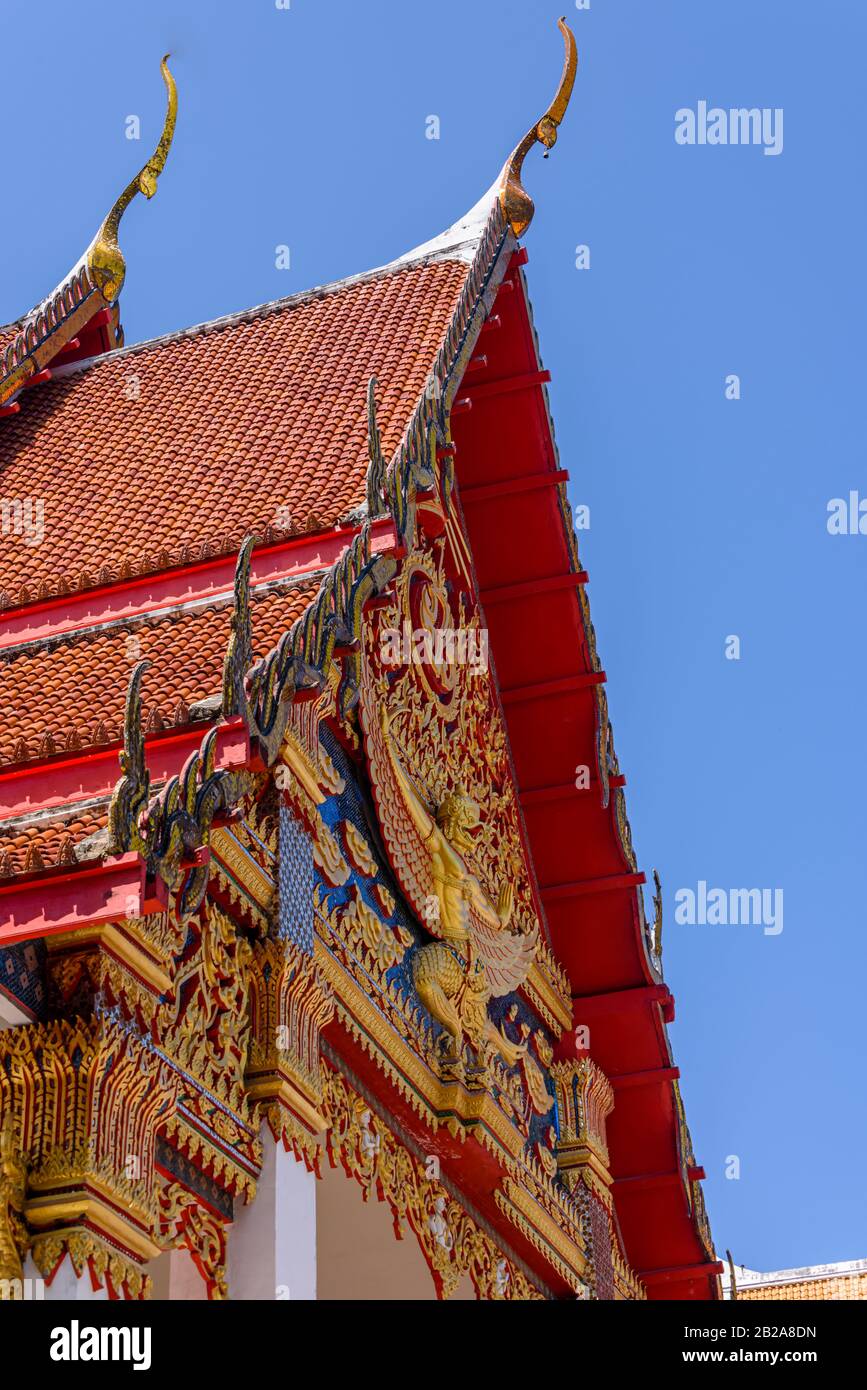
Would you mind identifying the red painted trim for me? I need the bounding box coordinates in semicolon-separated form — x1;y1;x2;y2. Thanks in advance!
0;518;397;648
613;1171;681;1192
540;871;645;901
22;369;51;390
0;718;250;820
459;469;569;504
0;853;155;945
481;571;588;606
501;671;605;706
462;369;551;402
611;1066;681;1088
519;772;626;807
447;267;718;1297
640;1262;724;1284
570;984;671;1016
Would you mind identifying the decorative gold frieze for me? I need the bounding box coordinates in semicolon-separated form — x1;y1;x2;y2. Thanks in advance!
157;1181;228;1300
246;935;335;1164
323;1066;543;1300
0;1112;27;1286
551;1056;615;1197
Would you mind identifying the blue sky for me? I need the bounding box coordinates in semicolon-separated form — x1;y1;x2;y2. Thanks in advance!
3;0;864;1273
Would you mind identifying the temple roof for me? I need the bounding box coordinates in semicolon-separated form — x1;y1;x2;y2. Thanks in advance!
0;20;719;1301
723;1258;867;1301
0;579;320;765
0;257;469;606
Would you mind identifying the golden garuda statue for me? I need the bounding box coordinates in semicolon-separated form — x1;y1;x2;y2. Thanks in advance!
368;704;538;1065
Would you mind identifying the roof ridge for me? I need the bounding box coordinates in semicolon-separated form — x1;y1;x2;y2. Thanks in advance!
44;233;484;386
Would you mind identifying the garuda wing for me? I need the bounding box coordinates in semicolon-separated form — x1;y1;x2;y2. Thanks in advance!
359;668;438;931
469;907;538;998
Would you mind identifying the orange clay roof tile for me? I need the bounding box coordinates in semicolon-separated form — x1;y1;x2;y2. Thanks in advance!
0;579;319;764
0;804;108;876
0;258;469;597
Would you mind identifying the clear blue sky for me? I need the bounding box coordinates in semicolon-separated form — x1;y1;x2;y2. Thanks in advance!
3;0;864;1273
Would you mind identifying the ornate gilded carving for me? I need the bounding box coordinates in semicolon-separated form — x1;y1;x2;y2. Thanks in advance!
246;930;335;1164
30;1232;151;1301
340;886;414;985
0;1015;178;1292
551;1056;614;1196
497;18;578;237
157;1182;228;1300
358;545;557;1073
158;903;253;1115
110;673;260;921
342;818;379;878
247;524;397;758
323;1065;542;1300
673;1078;716;1263
0;1112;27;1286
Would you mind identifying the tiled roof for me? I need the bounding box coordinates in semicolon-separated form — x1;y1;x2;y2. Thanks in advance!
0;579;320;765
0;804;108;876
0;258;469;601
737;1273;867;1301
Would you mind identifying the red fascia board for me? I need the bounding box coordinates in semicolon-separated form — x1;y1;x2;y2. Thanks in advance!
611;1065;681;1089
481;571;588;607
448;270;715;1293
0;517;397;649
568;983;671;1017
501;671;605;707
0;852;153;946
542;871;646;902
519;773;625;809
460;469;570;505
461;369;551;403
640;1261;724;1285
0;717;250;820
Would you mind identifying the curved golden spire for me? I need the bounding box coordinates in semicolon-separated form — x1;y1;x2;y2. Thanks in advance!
498;17;577;237
87;55;178;302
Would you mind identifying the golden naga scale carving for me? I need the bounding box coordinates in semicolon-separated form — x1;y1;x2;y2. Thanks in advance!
498;17;578;236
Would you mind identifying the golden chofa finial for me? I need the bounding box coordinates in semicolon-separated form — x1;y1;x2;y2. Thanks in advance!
87;55;178;303
498;17;577;237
